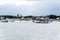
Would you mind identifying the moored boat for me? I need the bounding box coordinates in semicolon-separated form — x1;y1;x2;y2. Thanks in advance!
33;18;51;23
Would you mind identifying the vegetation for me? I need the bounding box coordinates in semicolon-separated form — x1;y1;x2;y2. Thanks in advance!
47;15;57;19
0;14;60;20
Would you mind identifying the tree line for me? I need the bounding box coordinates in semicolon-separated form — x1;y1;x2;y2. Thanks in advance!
0;15;60;19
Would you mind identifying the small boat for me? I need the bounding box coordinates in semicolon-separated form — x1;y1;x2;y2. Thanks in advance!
1;20;8;22
33;18;51;23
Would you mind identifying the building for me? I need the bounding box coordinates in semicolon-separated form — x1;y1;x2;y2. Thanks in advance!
0;16;5;20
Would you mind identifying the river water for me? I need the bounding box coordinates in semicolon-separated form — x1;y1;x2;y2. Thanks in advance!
0;21;60;40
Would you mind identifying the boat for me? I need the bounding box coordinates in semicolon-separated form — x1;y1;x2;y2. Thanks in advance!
33;18;51;23
1;19;8;22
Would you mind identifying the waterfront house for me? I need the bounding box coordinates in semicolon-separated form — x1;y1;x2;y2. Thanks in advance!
0;16;5;20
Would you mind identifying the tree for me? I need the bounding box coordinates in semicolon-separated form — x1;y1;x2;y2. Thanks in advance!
48;15;57;19
17;14;20;18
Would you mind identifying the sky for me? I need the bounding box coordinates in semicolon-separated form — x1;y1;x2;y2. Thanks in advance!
0;0;60;16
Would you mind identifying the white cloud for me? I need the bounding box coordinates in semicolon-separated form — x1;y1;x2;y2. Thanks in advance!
0;0;60;15
0;0;48;5
0;0;42;5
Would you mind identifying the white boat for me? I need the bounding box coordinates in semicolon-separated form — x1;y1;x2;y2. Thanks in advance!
33;18;51;23
1;19;8;22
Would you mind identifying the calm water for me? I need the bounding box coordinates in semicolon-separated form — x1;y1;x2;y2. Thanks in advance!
0;22;60;40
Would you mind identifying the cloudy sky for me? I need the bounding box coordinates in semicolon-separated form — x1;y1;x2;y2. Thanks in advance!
0;0;60;16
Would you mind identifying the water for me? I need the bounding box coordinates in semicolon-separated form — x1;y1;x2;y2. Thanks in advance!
0;21;60;40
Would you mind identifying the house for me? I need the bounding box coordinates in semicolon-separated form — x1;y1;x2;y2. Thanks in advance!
0;16;5;20
56;17;60;20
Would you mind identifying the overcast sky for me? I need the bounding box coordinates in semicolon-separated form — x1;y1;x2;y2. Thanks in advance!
0;0;60;16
